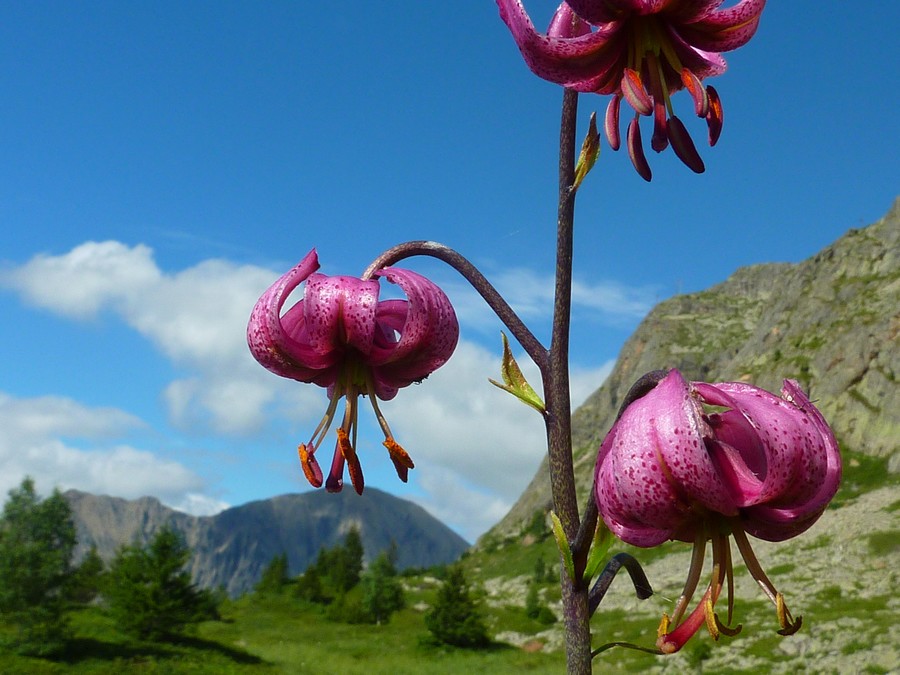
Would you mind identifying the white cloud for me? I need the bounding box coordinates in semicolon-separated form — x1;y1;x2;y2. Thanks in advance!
1;241;160;320
0;392;224;515
412;468;511;543
440;266;656;335
0;391;144;442
383;339;611;506
1;241;623;539
1;241;315;436
570;360;615;409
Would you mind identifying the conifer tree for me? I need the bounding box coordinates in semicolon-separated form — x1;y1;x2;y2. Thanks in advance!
294;564;326;603
255;551;289;596
105;525;218;640
361;548;404;624
332;527;364;593
69;544;106;605
424;565;489;648
0;477;76;656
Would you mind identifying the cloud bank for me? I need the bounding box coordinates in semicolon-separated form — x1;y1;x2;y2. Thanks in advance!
2;241;633;539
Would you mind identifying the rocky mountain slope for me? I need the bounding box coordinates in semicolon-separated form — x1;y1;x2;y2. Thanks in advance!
459;199;899;672
489;197;899;539
65;487;468;596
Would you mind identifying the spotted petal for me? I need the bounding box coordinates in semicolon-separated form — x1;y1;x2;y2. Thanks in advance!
247;249;339;383
369;267;460;399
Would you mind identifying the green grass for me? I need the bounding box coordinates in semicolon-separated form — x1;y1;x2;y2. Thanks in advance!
0;595;568;674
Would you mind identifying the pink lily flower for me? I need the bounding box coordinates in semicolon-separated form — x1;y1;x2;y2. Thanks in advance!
594;369;841;652
496;0;766;180
247;250;459;494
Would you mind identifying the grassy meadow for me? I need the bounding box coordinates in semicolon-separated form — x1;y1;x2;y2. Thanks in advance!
2;449;897;674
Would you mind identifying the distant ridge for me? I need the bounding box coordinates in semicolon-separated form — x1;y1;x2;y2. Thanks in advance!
65;487;469;596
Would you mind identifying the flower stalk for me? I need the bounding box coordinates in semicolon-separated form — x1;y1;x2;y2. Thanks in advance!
543;87;593;674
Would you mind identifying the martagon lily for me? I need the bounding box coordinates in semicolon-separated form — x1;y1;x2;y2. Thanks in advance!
594;369;841;653
497;0;766;180
247;249;459;495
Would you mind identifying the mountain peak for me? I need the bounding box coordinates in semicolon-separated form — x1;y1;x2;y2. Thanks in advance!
67;487;468;596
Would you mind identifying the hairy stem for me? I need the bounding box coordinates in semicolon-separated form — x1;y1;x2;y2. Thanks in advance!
545;87;592;675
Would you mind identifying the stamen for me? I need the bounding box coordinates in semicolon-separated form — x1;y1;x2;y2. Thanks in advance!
622;69;653;116
709;603;743;638
298;444;323;488
367;383;395;439
670;529;707;626
667;116;705;173
776;593;803;636
732;526;778;604
337;426;364;495
644;52;669;152
681;68;709;117
605;94;621;150
733;526;803;635
724;534;735;626
706;86;723;146
383;437;414;482
627;117;652;182
707;534;741;637
704;597;721;641
306;385;345;454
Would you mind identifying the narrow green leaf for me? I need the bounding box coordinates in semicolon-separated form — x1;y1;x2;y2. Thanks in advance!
488;333;545;413
571;111;600;194
583;518;614;583
550;511;576;582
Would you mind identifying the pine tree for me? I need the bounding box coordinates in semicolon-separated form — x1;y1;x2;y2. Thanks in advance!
69;545;106;605
332;527;364;593
361;548;405;624
255;551;289;596
294;564;326;603
424;565;489;648
0;477;76;656
104;525;218;641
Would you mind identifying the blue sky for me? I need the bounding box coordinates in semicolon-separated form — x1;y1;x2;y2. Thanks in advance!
0;2;897;542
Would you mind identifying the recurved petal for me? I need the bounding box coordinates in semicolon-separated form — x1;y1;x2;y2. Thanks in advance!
780;379;842;510
547;3;591;38
595;369;737;545
594;415;689;547
497;0;627;92
303;274;381;357
665;0;726;22
247;250;336;382
651;371;738;515
665;27;728;80
678;0;765;52
562;0;626;24
698;381;836;512
740;502;829;542
368;267;459;395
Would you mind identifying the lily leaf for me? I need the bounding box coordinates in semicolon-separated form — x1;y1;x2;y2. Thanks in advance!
488;333;545;413
570;111;600;194
551;511;576;582
583;518;614;583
